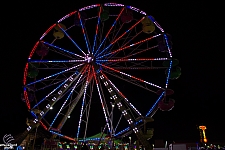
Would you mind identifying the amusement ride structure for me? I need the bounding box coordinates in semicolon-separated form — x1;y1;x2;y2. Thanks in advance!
16;3;181;149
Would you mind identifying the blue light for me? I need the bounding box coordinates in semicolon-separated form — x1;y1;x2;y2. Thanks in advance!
50;130;64;137
31;111;37;118
148;16;155;22
165;60;172;87
17;146;23;150
164;34;172;57
146;92;165;117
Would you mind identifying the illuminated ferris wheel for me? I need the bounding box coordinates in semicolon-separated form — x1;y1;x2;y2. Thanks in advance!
17;3;181;149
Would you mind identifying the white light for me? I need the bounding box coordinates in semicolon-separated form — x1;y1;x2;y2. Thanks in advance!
68;116;70;118
50;107;53;109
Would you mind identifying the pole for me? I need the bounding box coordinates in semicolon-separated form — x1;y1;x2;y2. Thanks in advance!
110;103;115;149
32;127;38;150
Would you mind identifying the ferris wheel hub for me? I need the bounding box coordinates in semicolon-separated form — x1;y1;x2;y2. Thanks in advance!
85;54;94;63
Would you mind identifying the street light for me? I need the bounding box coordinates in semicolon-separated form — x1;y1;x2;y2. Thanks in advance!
110;102;115;149
129;137;131;145
110;102;115;136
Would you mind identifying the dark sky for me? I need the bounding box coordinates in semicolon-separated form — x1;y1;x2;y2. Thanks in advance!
1;0;224;144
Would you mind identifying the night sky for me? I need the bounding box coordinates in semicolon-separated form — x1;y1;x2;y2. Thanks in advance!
1;0;224;144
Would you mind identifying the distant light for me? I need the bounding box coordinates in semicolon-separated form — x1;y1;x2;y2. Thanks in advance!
68;116;70;118
50;107;53;109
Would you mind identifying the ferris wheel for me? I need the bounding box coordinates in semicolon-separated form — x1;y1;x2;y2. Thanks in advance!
17;3;181;149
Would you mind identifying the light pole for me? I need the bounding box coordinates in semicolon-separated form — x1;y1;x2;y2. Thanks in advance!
110;102;115;136
110;102;115;149
129;137;132;150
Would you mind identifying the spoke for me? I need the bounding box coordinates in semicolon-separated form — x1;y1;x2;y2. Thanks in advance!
104;24;135;59
98;75;110;118
112;67;167;70
58;24;86;56
50;73;84;128
37;68;68;70
101;72;142;117
29;112;48;131
83;79;94;139
78;12;91;54
115;95;164;137
97;34;161;59
98;63;164;89
94;7;125;56
26;63;83;86
92;66;111;132
92;6;102;54
101;22;125;57
101;36;157;67
77;66;91;139
28;59;85;63
115;92;165;137
32;72;78;109
96;17;145;57
121;30;142;49
97;58;169;62
110;22;124;44
36;80;65;91
146;92;165;117
37;62;69;70
103;70;157;94
43;41;85;59
114;114;123;133
123;45;158;59
49;130;76;141
57;82;88;131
